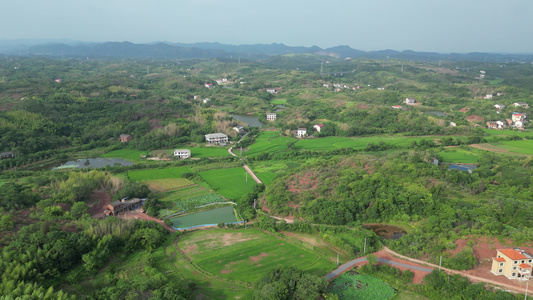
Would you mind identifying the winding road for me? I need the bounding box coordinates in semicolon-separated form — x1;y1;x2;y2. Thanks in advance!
228;137;263;184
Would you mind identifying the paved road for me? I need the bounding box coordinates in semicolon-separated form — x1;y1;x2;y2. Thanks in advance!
228;140;263;184
325;257;432;281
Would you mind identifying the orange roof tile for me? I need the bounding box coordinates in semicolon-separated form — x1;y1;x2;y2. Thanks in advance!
520;263;532;269
498;249;527;260
493;257;506;262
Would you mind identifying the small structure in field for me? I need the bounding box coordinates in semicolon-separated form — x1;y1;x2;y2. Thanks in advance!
491;248;533;280
174;149;191;159
233;126;245;134
313;124;325;132
0;151;15;159
205;133;228;145
266;113;277;121
103;198;144;216
404;98;417;104
119;134;133;143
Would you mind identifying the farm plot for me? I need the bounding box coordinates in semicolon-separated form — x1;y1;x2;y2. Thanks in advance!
158;186;214;217
169;206;238;229
178;229;335;282
144;178;195;192
438;149;479;163
328;273;396;300
101;149;148;162
198;167;257;200
190;147;231;158
496;140;533;155
127;166;192;181
245;132;296;157
293;136;427;151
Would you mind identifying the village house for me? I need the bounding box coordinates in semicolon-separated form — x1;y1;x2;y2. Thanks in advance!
512;112;525;122
491;248;533;280
296;128;307;138
486;121;506;129
513;102;529;108
55;78;62;83
119;134;133;143
205;133;228;145
233;126;245;134
203;98;210;104
494;104;505;110
173;149;191;159
266;88;282;94
313;124;325;132
0;151;15;160
103;198;144;217
266;113;277;121
392;105;403;109
404;98;417;104
204;83;213;89
377;87;385;90
484;94;493;100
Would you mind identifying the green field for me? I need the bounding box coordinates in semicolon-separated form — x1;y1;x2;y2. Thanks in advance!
178;229;335;282
496;140;533;155
438;149;479;163
101;149;148;161
245;132;296;156
190;147;231;157
255;172;277;184
144;178;195;192
198;167;257;200
329;273;396;300
293;136;427;151
169;206;238;228
158;186;213;216
127;166;192;181
270;99;287;105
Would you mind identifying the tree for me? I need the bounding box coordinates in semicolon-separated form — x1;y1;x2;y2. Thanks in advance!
70;202;89;219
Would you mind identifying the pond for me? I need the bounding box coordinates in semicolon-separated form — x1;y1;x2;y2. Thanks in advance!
424;111;446;117
231;114;264;127
51;158;133;170
363;224;406;240
170;206;238;229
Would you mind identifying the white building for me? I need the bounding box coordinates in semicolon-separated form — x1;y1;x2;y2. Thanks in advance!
174;149;191;159
313;124;324;132
266;113;277;121
297;128;307;138
205;133;228;145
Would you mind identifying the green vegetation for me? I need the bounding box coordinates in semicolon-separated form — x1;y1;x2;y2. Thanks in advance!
329;273;396;300
190;147;232;157
198;167;258;200
101;149;148;162
437;148;479;163
127;166;192;181
169;206;238;228
173;193;226;212
497;140;533;155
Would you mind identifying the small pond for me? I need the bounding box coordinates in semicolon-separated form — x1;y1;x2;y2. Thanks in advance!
231;114;265;127
51;158;133;170
363;224;407;240
424;111;446;117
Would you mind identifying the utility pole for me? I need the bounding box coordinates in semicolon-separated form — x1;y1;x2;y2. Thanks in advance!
246;172;248;182
320;62;323;75
363;238;367;254
337;254;339;267
439;255;442;271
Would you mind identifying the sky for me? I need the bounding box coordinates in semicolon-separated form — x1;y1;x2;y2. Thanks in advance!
2;0;532;53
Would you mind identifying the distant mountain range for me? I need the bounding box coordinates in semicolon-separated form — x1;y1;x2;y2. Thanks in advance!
1;39;532;62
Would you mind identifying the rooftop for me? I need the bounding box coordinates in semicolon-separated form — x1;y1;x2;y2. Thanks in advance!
499;248;527;260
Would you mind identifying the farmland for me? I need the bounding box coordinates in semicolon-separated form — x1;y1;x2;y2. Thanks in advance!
438;148;479;163
198;167;257;200
496;140;533;155
177;229;335;282
245;132;296;156
158;186;213;216
169;206;238;228
328;273;396;300
127;166;192;181
190;147;232;157
144;178;195;192
293;136;428;151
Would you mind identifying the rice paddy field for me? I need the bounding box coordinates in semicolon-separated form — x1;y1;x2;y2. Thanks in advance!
198;167;257;200
245;132;296;157
495;140;533;155
190;147;232;157
101;149;148;162
438;149;479;163
249;160;302;185
158;186;221;217
169;206;238;228
177;229;335;282
127;166;192;181
293;136;428;151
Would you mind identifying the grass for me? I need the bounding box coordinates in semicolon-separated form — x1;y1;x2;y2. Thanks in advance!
496;140;533;155
178;229;335;283
245;132;296;156
101;149;148;162
190;147;231;157
438;149;479;163
127;166;192;181
329;273;396;300
198;167;257;200
392;291;430;300
270;99;287;105
158;186;214;217
144;178;195;192
482;128;532;138
169;206;238;228
255;172;277;184
293;136;427;151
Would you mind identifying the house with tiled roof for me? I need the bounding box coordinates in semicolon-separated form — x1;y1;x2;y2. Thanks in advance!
491;248;533;280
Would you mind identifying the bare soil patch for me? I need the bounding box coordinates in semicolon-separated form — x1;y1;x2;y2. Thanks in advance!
466;115;484;123
183;244;198;255
287;172;319;193
88;190;111;216
250;252;268;263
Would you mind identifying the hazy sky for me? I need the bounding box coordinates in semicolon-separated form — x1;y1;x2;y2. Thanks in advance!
2;0;532;53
